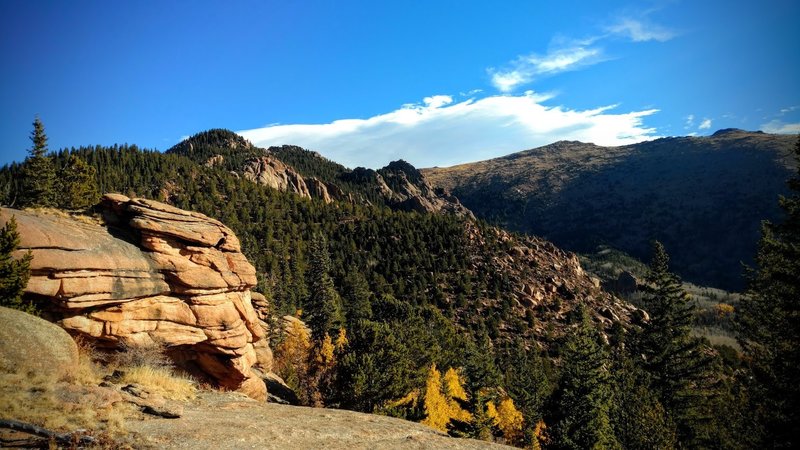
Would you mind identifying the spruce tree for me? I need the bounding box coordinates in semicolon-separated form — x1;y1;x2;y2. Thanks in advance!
342;270;373;324
739;135;800;448
0;216;34;313
638;241;714;447
305;233;343;341
59;154;100;210
552;305;620;450
18;117;57;208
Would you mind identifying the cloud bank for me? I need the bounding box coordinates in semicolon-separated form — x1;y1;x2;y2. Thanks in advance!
761;120;800;134
238;93;659;169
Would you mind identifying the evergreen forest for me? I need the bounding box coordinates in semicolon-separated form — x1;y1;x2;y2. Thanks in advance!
1;122;798;449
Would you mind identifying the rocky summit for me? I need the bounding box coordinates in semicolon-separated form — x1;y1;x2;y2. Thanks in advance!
1;194;271;400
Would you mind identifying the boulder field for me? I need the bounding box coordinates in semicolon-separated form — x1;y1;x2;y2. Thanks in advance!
0;194;271;400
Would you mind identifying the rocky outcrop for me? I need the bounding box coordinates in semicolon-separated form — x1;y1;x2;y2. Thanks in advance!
242;156;339;204
1;195;270;400
463;222;642;343
242;156;311;200
0;306;79;378
306;177;333;204
379;160;474;218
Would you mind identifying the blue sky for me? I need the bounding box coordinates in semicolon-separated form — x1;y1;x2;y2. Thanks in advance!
1;0;798;169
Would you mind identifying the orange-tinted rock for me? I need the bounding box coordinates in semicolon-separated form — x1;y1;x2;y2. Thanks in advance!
1;195;270;401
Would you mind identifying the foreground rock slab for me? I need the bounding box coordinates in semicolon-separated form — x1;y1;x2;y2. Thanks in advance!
0;306;78;378
127;391;512;450
1;195;270;400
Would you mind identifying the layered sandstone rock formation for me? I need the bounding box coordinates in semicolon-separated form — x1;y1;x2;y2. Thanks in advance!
1;194;270;400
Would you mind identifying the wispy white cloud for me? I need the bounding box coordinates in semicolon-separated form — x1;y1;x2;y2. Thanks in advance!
698;118;712;130
761;120;800;134
488;13;675;93
238;93;659;169
685;114;695;128
489;47;604;92
605;18;676;42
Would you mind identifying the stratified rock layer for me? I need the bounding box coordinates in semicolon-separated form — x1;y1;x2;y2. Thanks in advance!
1;194;269;400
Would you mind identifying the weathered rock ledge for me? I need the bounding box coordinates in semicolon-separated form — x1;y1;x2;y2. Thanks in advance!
1;194;270;400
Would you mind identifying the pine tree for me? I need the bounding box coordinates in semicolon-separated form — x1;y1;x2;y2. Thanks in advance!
0;216;34;313
18;117;57;208
739;134;800;448
502;342;551;448
305;233;343;341
552;305;620;450
638;241;715;447
342;270;373;324
58;154;100;210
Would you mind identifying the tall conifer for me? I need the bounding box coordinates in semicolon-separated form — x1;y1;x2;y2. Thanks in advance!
18;117;57;208
305;233;343;340
638;241;715;447
552;305;620;450
739;135;800;448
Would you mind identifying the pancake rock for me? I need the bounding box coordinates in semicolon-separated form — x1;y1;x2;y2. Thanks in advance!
1;194;270;400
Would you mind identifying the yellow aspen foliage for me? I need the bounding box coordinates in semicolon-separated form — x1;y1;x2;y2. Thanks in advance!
315;333;335;367
532;419;548;450
443;367;472;423
443;367;468;401
422;364;451;431
276;317;311;370
422;364;472;431
385;389;420;409
495;396;524;443
486;400;500;426
714;303;735;318
273;316;313;404
334;327;348;350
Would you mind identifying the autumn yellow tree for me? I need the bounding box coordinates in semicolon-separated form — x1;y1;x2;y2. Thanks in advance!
495;396;524;444
273;315;312;403
422;364;472;432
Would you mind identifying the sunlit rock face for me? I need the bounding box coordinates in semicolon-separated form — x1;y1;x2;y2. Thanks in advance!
2;194;271;400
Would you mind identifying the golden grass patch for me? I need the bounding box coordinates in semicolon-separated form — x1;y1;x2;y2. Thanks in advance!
118;365;196;401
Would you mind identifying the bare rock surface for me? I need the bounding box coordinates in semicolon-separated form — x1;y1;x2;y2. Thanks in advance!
0;306;78;378
126;391;512;450
1;195;270;400
242;156;312;200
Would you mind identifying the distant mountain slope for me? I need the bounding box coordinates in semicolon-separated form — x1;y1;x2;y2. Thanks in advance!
423;130;798;290
167;129;472;217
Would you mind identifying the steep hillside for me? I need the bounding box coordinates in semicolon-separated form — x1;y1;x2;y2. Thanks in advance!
166;130;472;216
424;130;797;290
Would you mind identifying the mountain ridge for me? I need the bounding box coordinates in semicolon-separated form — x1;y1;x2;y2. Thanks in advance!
423;130;797;290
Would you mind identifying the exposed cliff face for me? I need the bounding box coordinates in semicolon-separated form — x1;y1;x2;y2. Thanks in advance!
242;156;312;199
342;163;474;218
379;161;474;218
1;194;271;400
242;156;338;204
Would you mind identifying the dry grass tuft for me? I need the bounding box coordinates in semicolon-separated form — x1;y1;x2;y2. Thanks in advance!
24;207;104;225
119;365;196;401
109;341;197;400
0;370;133;436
